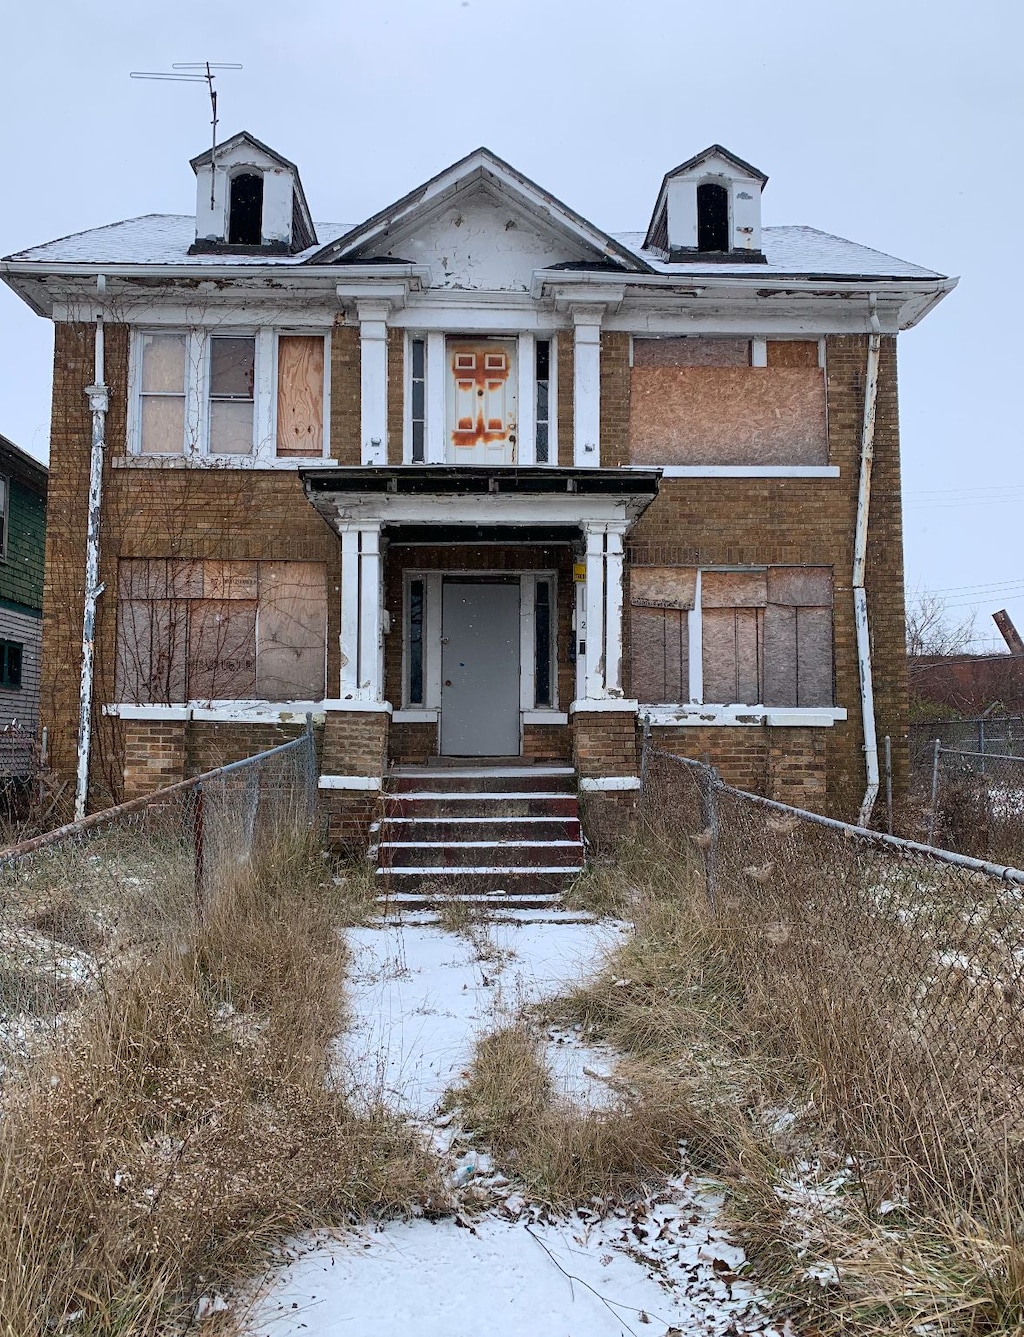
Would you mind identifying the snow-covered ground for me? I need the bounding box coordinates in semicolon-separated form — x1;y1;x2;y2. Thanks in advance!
242;912;783;1337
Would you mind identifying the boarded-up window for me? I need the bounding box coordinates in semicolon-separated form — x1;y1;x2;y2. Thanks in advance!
276;336;325;457
115;559;327;702
766;340;820;368
702;571;767;705
628;360;828;466
633;338;750;368
629;566;695;704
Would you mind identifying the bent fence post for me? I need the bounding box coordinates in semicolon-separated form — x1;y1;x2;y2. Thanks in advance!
927;738;942;846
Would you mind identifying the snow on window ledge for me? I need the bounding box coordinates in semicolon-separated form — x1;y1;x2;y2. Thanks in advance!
641;704;847;728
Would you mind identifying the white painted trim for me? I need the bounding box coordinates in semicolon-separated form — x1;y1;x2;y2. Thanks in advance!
517;331;536;465
318;775;382;790
395;790;572;801
112;456;341;470
751;337;767;367
379;841;581;849
622;465;840;478
522;710;569;725
569;698;639;715
313;493;636;526
688;569;703;704
379;865;584;876
392;708;438;723
425;331;446;464
104;700;325;724
579;776;641;791
573;311;602;467
391;765;574;778
322;698;393;714
641;704;848;727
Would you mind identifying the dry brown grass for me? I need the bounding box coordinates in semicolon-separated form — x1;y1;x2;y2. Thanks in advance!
541;794;1024;1335
0;834;444;1336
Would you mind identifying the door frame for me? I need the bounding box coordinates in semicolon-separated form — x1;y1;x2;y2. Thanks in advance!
401;569;560;742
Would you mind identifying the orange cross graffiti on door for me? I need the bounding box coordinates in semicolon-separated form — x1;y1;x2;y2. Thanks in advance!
448;342;517;462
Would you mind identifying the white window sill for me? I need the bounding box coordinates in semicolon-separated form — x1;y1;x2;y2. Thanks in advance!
641;704;847;728
104;700;325;724
319;775;382;791
522;710;569;725
113;455;339;470
393;709;438;723
622;465;839;479
569;699;640;715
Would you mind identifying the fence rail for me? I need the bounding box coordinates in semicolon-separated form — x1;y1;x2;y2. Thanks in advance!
920;738;1024;864
0;724;319;1061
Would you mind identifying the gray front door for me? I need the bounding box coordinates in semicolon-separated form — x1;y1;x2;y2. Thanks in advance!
440;581;521;756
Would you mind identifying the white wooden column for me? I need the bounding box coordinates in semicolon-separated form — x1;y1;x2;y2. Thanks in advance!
339;523;384;702
356;300;389;467
604;525;626;695
517;332;536;465
425;331;447;464
572;306;604;468
584;525;606;698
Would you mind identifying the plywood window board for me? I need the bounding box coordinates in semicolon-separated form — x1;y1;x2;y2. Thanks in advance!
276;336;325;458
633;338;751;368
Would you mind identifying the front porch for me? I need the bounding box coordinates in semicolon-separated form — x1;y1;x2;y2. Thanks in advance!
302;466;659;848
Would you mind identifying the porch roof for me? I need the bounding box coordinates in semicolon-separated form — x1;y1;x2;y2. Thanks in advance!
300;466;661;533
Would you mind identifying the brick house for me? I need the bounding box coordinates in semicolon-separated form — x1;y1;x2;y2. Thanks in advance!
0;433;47;773
0;135;955;851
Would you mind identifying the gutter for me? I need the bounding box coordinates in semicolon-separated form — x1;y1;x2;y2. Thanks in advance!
853;294;882;828
75;275;108;821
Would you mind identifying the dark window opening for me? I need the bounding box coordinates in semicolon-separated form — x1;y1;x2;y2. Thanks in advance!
534;579;552;707
0;640;23;689
697;182;730;252
411;339;426;463
408;579;425;705
228;173;264;245
536;340;551;464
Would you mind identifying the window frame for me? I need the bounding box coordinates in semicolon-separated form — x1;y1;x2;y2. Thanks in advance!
0;639;23;690
0;474;9;561
129;327;331;464
631;565;835;709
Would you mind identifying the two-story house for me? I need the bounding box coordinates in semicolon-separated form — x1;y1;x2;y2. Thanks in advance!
0;432;47;776
0;134;955;857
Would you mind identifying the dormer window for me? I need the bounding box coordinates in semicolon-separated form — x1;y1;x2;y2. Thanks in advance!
228;172;264;245
697;182;729;252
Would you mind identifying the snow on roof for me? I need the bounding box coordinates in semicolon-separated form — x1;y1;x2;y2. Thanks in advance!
5;215;944;282
3;215;351;267
611;226;945;280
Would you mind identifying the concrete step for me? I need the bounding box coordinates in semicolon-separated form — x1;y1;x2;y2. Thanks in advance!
384;793;579;820
387;766;576;795
374;867;582;897
376;816;583;843
378;839;584;870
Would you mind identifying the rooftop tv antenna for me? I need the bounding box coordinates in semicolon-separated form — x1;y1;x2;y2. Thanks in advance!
130;62;243;206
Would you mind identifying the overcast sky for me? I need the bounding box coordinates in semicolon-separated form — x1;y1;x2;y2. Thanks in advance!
1;0;1021;647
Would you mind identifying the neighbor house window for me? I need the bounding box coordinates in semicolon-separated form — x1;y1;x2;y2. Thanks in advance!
0;640;23;689
0;476;8;558
138;333;187;454
208;336;256;455
228;172;264;245
535;340;552;464
410;338;426;463
630;565;834;707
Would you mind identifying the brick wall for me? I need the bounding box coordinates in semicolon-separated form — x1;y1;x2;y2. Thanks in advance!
649;725;827;807
572;709;638;778
184;721;311;775
322;790;382;852
387;328;404;465
622;334;907;822
390;720;438;764
330;320;360;465
321;709;389;777
122;721;185;800
600;332;630;468
523;723;571;762
556;334;573;467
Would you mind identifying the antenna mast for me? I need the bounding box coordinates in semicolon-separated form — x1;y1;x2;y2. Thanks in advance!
130;62;242;207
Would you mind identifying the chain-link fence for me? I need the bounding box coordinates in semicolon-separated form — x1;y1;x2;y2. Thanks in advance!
638;733;1024;1200
909;714;1024;767
919;740;1024;866
0;725;318;1070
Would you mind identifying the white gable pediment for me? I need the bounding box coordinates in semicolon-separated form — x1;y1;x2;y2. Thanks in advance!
355;182;608;291
311;148;650;287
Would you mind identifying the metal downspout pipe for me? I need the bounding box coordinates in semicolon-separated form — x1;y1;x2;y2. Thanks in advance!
854;295;882;828
75;276;109;821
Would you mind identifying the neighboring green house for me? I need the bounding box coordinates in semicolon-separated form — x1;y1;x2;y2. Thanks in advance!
0;433;47;769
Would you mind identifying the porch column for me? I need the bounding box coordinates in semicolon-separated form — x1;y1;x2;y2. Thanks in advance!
581;521;628;699
356;300;389;467
572;305;604;468
339;521;385;701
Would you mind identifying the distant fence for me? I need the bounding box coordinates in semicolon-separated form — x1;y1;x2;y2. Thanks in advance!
0;726;318;1039
909;714;1024;766
638;729;1024;1193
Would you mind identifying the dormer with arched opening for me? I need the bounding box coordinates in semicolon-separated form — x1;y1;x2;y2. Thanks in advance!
190;132;316;255
644;145;767;263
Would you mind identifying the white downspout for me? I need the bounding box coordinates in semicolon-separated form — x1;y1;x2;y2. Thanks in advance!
853;294;882;828
75;276;109;820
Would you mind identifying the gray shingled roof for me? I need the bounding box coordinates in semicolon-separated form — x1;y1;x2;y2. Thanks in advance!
5;215;944;281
